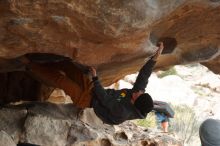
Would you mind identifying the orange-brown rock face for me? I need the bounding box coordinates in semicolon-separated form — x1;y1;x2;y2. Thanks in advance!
151;1;220;75
0;0;220;85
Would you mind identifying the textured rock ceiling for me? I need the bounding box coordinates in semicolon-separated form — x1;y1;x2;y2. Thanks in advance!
0;0;220;86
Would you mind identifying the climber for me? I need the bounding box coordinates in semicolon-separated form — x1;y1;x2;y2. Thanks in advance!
18;42;164;125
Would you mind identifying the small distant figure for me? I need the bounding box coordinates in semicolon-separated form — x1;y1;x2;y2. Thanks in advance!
199;118;220;146
153;101;174;133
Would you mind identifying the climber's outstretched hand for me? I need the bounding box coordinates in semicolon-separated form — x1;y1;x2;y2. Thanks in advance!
88;66;97;77
151;42;164;61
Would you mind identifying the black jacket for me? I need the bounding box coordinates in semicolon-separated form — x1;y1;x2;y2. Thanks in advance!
91;58;156;125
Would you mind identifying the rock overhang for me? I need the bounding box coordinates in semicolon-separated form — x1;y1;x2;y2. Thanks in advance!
0;0;219;86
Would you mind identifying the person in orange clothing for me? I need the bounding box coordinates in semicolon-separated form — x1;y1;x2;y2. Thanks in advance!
19;42;164;125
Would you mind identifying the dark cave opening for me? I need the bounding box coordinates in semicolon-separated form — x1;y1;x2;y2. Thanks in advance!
149;33;177;54
0;53;75;105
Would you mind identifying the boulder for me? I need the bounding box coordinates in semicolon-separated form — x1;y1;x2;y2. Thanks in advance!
0;0;219;85
0;102;182;146
0;130;16;146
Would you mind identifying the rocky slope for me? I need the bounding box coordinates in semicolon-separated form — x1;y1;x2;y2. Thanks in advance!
0;102;182;146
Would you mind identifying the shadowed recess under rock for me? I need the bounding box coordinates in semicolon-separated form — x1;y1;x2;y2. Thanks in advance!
114;131;128;141
0;72;42;105
101;139;112;146
210;0;220;2
0;53;91;105
17;143;40;146
182;46;219;62
149;33;177;54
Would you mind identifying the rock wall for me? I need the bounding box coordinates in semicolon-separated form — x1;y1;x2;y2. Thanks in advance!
0;0;220;85
0;102;182;146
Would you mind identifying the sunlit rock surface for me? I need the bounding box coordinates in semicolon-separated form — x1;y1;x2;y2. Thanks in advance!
0;0;220;85
0;131;16;146
0;102;182;146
